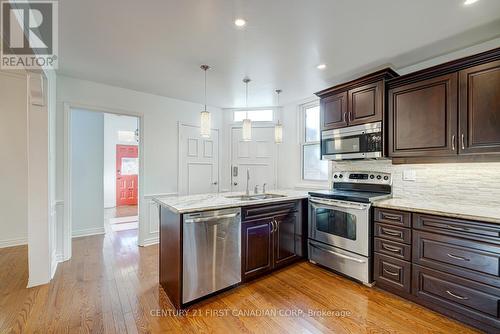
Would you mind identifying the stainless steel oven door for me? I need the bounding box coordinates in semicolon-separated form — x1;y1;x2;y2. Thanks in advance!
309;197;370;256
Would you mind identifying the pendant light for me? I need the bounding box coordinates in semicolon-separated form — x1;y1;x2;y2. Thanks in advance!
200;65;211;138
274;89;283;144
242;77;252;141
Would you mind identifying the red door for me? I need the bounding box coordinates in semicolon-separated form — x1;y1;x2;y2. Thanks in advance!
116;145;138;206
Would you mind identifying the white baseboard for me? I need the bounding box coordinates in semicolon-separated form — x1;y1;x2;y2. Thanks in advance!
141;235;158;247
55;253;66;262
72;227;105;238
0;236;28;249
51;251;58;279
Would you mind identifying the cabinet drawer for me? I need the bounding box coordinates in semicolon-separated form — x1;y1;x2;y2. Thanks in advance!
374;238;411;261
413;265;500;329
413;213;500;244
374;223;411;244
374;208;411;227
413;230;500;288
374;253;411;294
242;201;298;221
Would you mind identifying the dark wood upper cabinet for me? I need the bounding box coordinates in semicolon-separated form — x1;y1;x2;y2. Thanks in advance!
316;68;398;131
388;47;500;163
320;91;348;130
459;60;500;155
388;73;458;157
348;81;383;126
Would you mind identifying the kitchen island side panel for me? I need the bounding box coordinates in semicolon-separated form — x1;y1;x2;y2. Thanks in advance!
159;206;182;308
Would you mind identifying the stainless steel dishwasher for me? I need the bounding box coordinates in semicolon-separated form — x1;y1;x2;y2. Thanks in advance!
182;207;241;303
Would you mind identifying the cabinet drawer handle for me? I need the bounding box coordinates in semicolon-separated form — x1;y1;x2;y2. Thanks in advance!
383;269;399;276
383;214;401;221
446;224;469;231
382;244;401;253
446;290;468;300
461;134;465;150
382;228;402;237
452;135;455;151
447;253;470;261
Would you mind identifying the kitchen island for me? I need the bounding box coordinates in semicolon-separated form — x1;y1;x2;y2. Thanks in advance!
153;190;310;308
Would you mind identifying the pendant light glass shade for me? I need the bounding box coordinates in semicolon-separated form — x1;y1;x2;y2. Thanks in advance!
200;65;211;138
200;110;211;138
242;118;252;141
274;121;283;144
242;77;252;141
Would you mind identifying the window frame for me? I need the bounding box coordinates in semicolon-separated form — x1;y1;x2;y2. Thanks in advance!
299;100;328;182
231;107;275;123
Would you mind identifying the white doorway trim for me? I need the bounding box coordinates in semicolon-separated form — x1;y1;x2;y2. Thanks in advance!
63;102;145;261
177;122;220;195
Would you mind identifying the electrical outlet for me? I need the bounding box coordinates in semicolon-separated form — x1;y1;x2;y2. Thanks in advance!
403;170;417;181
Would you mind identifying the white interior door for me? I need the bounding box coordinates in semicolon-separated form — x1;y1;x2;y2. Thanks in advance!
231;127;277;193
179;124;219;195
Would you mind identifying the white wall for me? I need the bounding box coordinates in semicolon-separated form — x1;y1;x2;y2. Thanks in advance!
56;75;224;246
0;72;28;248
103;113;138;208
70;109;105;237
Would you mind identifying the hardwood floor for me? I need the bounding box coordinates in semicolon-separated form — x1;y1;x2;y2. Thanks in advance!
0;229;480;333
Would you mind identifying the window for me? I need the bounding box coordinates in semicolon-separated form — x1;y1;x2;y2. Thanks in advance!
233;109;273;122
301;103;328;181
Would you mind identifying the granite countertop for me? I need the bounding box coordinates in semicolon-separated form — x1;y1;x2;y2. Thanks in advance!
153;189;310;214
373;197;500;225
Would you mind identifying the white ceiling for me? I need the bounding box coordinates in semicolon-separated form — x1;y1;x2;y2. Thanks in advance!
58;0;500;108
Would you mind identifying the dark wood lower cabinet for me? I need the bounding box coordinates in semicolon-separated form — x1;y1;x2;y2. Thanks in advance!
413;264;500;333
241;201;304;282
274;212;298;268
374;207;500;333
242;219;273;280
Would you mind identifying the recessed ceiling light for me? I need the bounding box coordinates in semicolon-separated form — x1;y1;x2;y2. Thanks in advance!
464;0;479;5
234;18;246;27
317;64;327;70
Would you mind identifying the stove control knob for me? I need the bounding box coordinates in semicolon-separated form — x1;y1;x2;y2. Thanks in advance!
339;174;343;178
383;176;389;181
370;174;375;179
376;175;382;180
334;174;338;179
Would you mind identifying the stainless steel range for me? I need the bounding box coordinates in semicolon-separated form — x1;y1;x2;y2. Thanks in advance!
308;171;392;285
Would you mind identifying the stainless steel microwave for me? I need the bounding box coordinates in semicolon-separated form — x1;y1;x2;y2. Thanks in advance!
321;122;382;160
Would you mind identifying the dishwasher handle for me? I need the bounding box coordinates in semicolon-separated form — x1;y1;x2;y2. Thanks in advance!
184;213;239;223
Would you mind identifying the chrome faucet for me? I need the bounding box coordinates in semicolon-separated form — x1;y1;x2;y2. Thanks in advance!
245;169;250;196
262;183;267;194
254;185;259;194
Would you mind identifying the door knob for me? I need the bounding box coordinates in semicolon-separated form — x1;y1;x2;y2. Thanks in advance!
213;181;218;185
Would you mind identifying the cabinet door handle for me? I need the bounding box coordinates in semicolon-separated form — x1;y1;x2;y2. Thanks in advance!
383;214;401;221
446;290;468;300
461;134;465;150
343;111;348;122
382;228;402;237
383;269;399;276
452;135;455;151
447;253;470;261
349;111;353;122
382;244;401;253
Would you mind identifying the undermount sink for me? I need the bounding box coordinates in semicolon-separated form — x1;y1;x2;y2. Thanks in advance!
225;193;287;201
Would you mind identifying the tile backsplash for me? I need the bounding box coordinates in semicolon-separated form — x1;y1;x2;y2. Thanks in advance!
330;160;500;206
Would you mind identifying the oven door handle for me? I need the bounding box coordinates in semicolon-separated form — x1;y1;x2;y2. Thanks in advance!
310;243;366;263
310;198;369;211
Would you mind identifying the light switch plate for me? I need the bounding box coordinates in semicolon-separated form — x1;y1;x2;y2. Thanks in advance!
403;170;417;181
